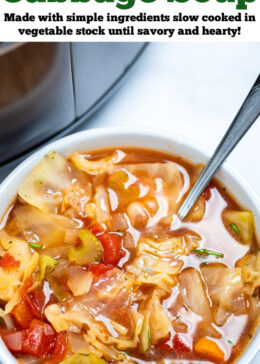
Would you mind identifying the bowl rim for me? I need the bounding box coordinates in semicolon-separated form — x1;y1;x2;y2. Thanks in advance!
1;126;259;203
0;126;259;364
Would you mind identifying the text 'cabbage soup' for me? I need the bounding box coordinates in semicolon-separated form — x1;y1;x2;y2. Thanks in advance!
0;148;259;364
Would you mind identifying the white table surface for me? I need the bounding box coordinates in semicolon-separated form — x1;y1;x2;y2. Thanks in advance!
1;42;260;362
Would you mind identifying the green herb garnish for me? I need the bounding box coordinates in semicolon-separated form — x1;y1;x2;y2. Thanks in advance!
54;259;59;266
29;242;43;249
223;337;234;345
194;247;224;259
230;223;240;234
147;330;150;352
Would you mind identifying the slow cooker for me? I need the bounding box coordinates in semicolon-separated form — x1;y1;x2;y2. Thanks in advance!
0;42;146;177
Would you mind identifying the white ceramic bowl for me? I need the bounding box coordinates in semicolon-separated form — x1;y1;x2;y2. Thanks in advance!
0;127;259;364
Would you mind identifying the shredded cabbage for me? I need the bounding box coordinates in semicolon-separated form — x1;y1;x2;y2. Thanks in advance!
18;151;72;214
5;252;39;314
60;352;107;364
178;268;212;322
201;265;246;325
126;237;192;292
18;150;92;217
147;290;171;344
139;310;150;352
12;205;78;248
70;151;122;176
237;252;260;295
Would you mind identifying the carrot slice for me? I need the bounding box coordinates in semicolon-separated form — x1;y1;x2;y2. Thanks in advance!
195;337;224;361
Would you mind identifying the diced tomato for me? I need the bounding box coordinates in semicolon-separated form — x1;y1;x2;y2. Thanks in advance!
11;297;35;329
48;331;67;363
1;329;24;352
120;249;126;258
172;334;191;356
158;335;191;357
0;253;20;269
22;319;56;359
88;263;114;280
12;280;54;328
159;342;172;352
203;185;211;201
98;233;123;265
25;287;47;320
80;215;91;227
1;320;67;361
88;222;105;236
11;277;34;329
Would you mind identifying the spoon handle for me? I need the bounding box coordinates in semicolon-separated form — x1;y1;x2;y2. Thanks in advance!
178;74;260;220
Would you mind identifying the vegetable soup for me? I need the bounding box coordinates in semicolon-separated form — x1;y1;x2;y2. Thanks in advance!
0;148;259;364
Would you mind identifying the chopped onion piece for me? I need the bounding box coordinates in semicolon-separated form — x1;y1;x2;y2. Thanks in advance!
94;187;111;223
68;271;93;296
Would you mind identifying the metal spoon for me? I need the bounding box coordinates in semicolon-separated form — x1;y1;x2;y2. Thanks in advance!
178;73;260;220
